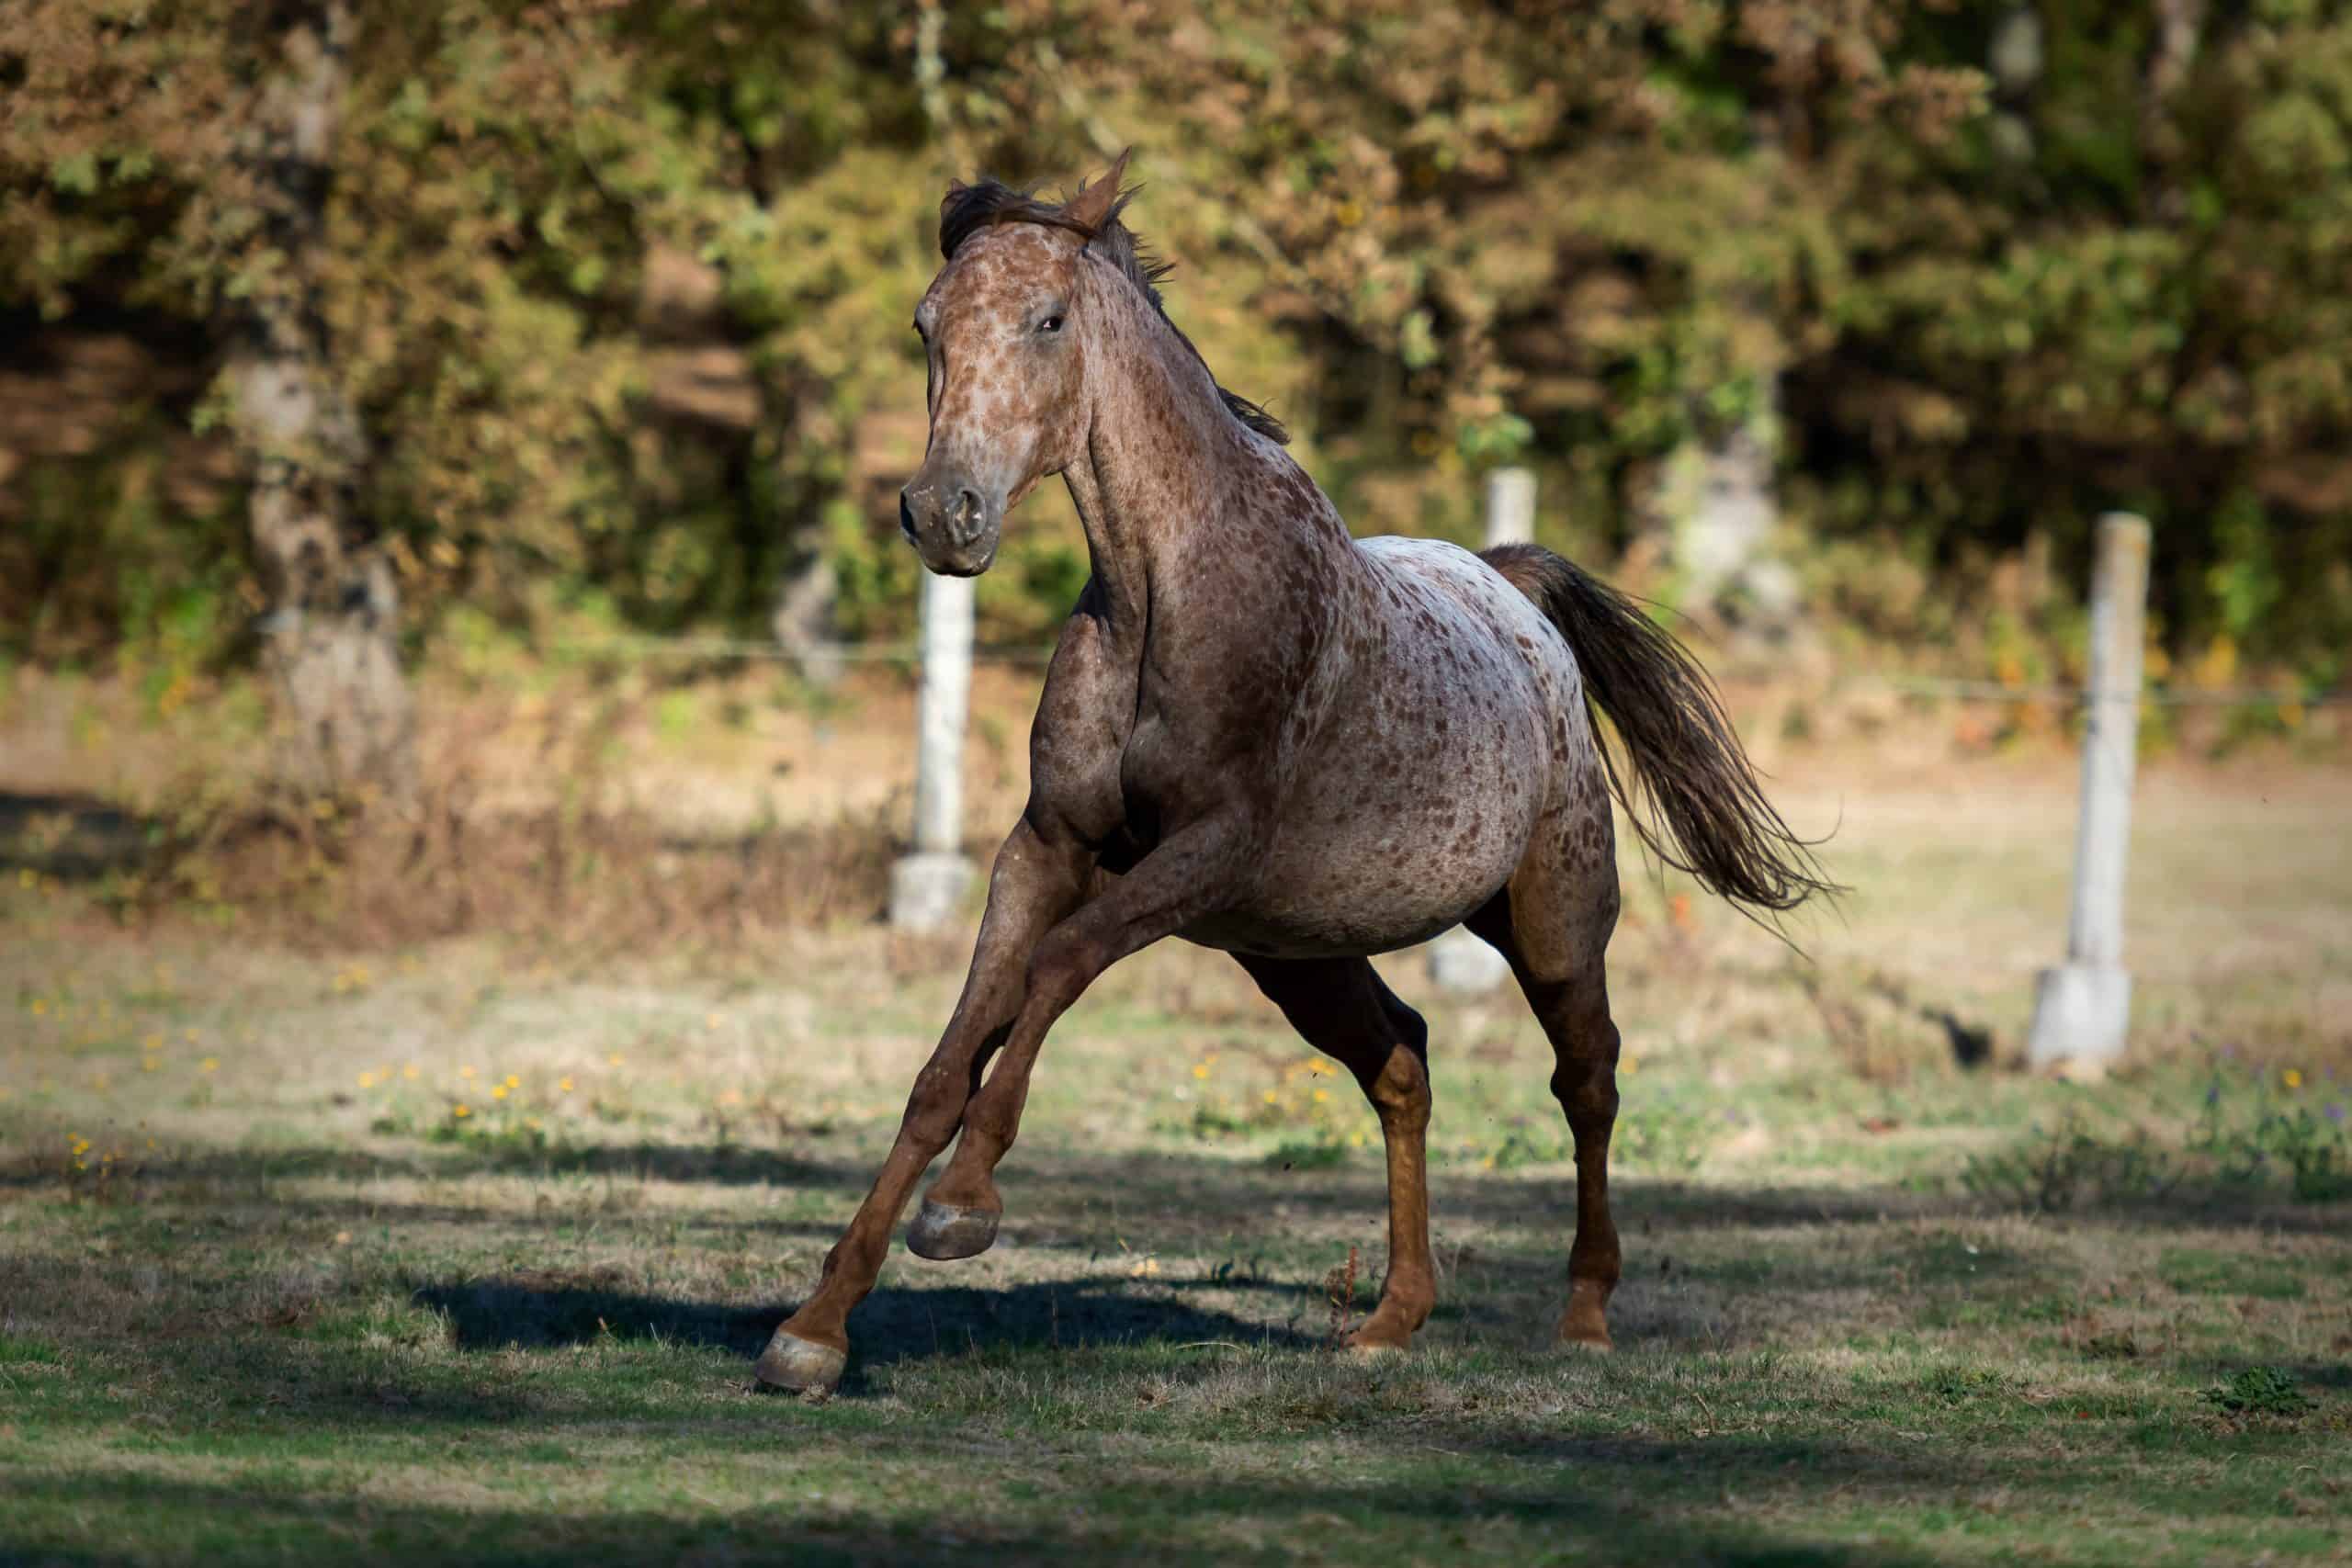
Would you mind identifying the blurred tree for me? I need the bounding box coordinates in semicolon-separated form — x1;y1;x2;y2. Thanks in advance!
2;0;2349;683
227;0;415;799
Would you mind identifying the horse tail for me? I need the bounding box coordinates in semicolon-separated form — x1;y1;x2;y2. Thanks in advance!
1481;542;1839;916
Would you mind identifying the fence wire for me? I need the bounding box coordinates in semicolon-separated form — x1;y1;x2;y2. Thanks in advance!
1877;675;2349;709
554;633;2344;708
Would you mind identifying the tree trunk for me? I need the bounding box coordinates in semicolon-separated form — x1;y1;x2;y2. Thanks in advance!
772;536;843;687
1648;348;1803;643
2141;0;2206;222
230;0;415;803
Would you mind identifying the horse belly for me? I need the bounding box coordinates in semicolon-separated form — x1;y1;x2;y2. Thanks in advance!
1180;534;1573;961
1186;728;1547;959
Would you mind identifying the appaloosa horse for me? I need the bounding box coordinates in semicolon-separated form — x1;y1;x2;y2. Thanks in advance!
756;155;1831;1394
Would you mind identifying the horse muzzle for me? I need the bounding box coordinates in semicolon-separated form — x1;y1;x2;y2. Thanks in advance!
899;476;1001;578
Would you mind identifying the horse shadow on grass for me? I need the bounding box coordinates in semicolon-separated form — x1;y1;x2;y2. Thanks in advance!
413;1269;1325;1389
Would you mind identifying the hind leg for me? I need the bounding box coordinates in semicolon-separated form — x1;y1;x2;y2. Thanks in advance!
1468;814;1623;1349
1238;954;1435;1352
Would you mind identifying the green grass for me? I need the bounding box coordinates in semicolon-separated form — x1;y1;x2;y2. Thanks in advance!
1;1133;2346;1565
3;756;2349;1564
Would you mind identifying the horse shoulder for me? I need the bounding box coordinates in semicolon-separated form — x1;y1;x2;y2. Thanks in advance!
1024;598;1134;846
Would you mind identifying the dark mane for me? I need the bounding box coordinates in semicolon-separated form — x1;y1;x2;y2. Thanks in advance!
939;175;1290;446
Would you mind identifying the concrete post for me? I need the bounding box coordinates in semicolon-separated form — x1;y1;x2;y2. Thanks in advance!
1430;468;1538;995
1483;466;1536;547
2026;513;2151;1067
889;570;978;931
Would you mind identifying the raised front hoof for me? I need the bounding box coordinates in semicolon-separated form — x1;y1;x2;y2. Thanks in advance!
906;1199;1000;1261
753;1329;847;1397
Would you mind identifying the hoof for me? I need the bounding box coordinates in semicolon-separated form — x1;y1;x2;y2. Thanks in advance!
1341;1336;1408;1358
1556;1280;1613;1351
906;1199;999;1260
753;1329;846;1396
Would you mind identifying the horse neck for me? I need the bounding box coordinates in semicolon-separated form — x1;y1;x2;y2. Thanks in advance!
1059;278;1317;632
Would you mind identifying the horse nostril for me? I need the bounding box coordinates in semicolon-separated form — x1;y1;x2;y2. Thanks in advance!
899;492;918;543
951;488;985;543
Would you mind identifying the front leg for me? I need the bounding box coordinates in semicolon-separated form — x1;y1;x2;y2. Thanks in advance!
755;818;1089;1393
917;813;1254;1237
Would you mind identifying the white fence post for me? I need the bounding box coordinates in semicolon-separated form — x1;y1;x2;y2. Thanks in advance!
1430;467;1538;995
889;570;977;932
2026;513;2151;1068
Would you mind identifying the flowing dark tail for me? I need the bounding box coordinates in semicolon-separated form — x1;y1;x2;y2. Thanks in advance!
1483;543;1839;915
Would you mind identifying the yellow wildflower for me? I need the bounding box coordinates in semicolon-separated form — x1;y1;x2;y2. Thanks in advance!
1263;1089;1280;1105
1192;1064;1211;1079
558;1077;574;1093
452;1103;471;1119
492;1085;508;1100
144;1032;164;1052
458;1065;477;1080
503;1074;520;1089
2283;1068;2304;1090
1312;1089;1329;1104
199;1056;219;1073
607;1053;624;1067
357;1072;376;1089
401;1065;420;1080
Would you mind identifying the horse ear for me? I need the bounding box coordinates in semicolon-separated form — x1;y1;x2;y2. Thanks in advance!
940;178;972;221
1060;148;1132;237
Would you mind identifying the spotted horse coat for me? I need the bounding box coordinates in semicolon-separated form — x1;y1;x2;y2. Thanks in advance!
755;154;1834;1395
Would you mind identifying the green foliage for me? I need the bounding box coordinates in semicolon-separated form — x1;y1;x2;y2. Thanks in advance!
2191;1068;2352;1202
1962;1111;2179;1212
2200;1366;2314;1419
1963;1063;2352;1209
1917;1363;2016;1406
4;2;2352;663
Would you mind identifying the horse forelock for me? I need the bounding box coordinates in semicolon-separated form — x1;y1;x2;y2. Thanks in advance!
936;174;1289;446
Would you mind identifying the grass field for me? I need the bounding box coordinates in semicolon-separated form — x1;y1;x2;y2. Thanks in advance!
3;679;2349;1565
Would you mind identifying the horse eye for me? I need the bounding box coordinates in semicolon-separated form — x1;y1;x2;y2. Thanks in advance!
1037;314;1064;334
